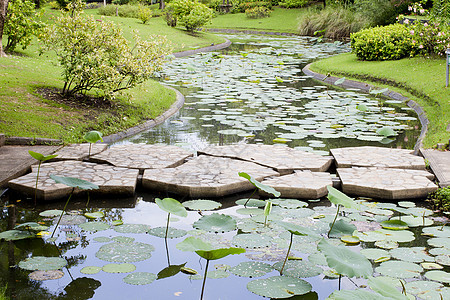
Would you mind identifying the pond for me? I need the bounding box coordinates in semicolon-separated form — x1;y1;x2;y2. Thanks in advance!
1;34;448;300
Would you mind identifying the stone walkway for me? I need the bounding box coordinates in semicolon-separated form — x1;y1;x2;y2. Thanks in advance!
421;149;450;187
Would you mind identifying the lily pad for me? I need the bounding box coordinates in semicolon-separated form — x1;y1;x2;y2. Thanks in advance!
155;198;187;217
79;222;109;232
405;280;443;296
422;226;450;238
84;212;105;219
123;272;157;285
398;201;416;208
247;276;312;298
428;237;450;248
360;248;391;261
182;200;222;211
93;236;111;243
229;261;273;278
113;224;151;234
341;235;360;244
111;220;123;226
39;210;64;217
176;236;213;252
422;262;444;270
235;199;266;207
232;233;272;249
193;213;237;233
380;220;409;230
0;230;36;241
390;216;433;227
112;236;135;243
367;276;408;300
375;260;423;278
270;199;308;209
147;227;187;239
102;263;136;273
29;270;64;281
329;219;357;238
424;270;450;283
328;289;392;300
390;247;434;263
80;266;102;274
375;240;399;250
96;242;155;262
19;256;68;271
273;260;322;278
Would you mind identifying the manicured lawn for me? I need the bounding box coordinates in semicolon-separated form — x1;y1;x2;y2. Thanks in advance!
310;53;450;148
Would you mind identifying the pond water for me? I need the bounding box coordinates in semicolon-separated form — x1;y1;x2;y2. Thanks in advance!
1;34;448;300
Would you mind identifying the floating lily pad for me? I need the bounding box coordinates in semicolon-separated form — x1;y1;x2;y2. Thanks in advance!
424;270;450;283
148;227;187;239
113;224;151;234
79;222;109;232
360;248;391;261
235;199;266;207
112;236;135;243
182;200;222;211
375;260;423;279
80;266;102;274
111;220;123;226
367;276;408;300
236;207;264;215
380;220;409;230
377;229;415;243
398;201;416;208
0;230;36;241
29;270;64;281
390;216;433;227
232;233;272;249
84;212;105;219
96;242;155;262
341;235;360;244
329;219;357;238
39;210;64;217
428;237;450;248
375;240;399;250
247;276;312;298
273;260;322;278
270;199;308;209
176;236;213;252
328;289;391;300
229;261;273;278
205;270;230;279
307;252;327;266
102;263;136;273
123;272;157;285
430;247;450;256
390;247;433;263
435;255;450;266
405;280;443;295
422;226;450;238
19;256;68;271
93;236;111;243
422;262;444;270
193;213;237;233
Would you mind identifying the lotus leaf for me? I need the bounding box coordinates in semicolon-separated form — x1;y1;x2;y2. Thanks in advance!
366;208;394;217
398;201;416;208
80;266;102;274
308;252;327;266
328;289;392;300
113;224;151;234
79;222;109;232
360;248;391;261
273;260;322;278
0;230;36;241
251;214;282;224
15;222;48;232
176;237;213;252
84;131;103;143
375;239;399;250
247;276;312;298
269;199;308;209
93;236;111;243
375;260;423;278
157;263;186;279
422;226;450;238
367;276;408;300
235;199;266;207
435;255;450;266
341;235;360;244
422;262;444;270
148;227;187;239
238;172;281;197
328;219;357;238
19;256;67;271
195;247;245;261
390;216;433;227
229;261;273;278
84;212;105;219
405;280;443;295
96;242;155;262
390;247;433;263
155;198;187;217
232;233;272;249
29;270;64;281
111;220;123;226
424;270;450;283
112;236;135;243
182;200;222;211
377;127;397;137
430;247;450;256
123;272;157;285
376;229;415;243
39;210;64;217
28;150;57;161
50;175;99;190
275;221;317;237
407;207;433;217
318;239;372;278
204;270;230;279
380;220;409;230
236;207;264;215
193;213;237;233
428;237;450;248
327;186;358;209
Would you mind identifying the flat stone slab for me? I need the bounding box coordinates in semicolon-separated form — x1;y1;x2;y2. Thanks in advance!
8;161;139;201
199;144;333;174
331;146;426;169
261;171;332;199
53;143;108;161
142;155;279;197
90;144;193;172
337;167;438;200
421;149;450;187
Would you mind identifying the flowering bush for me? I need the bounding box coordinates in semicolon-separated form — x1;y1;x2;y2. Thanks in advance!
408;21;450;55
408;2;428;16
278;0;308;8
245;6;271;18
238;0;271;12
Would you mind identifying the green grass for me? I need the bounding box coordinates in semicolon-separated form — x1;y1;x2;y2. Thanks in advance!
310;53;450;148
208;7;307;33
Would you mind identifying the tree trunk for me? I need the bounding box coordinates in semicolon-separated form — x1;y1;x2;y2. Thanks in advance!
0;0;8;57
159;0;165;10
322;0;326;9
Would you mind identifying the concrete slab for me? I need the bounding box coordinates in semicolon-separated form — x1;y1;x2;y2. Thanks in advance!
8;161;139;201
337;167;438;200
142;155;280;197
0;134;5;147
260;171;332;199
0;145;61;188
90;144;193;173
331;146;426;170
53;143;108;161
421;149;450;187
199;144;333;175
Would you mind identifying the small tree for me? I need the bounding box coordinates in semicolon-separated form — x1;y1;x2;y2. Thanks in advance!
40;0;172;98
166;0;213;32
0;0;9;57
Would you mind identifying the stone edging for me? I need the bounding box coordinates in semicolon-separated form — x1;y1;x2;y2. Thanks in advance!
206;28;297;36
102;86;185;144
174;39;231;58
302;63;429;154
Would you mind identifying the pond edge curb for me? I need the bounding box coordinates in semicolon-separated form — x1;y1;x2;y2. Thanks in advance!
302;63;428;155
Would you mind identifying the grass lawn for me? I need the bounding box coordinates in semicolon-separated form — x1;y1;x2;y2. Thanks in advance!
208;7;307;33
0;6;225;143
310;53;450;148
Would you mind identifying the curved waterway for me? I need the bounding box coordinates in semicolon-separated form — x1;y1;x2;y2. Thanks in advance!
116;34;420;152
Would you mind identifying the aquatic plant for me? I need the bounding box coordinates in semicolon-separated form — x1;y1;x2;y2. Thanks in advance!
155;197;187;239
28;150;57;204
326;186;359;237
238;172;280;207
83;131;103;157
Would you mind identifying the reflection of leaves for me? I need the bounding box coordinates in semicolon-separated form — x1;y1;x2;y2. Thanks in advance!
157;263;186;280
61;277;101;300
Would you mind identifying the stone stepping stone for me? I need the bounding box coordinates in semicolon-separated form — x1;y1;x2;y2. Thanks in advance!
90;144;193;172
337;167;438;200
260;171;332;199
199;144;333;175
142;155;280;197
53;143;108;161
8;161;139;201
330;146;426;169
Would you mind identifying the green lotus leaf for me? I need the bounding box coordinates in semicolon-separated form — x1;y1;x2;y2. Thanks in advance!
428;237;450;248
368;276;409;300
390;215;433;227
232;233;273;249
113;224;151;234
84;211;105;219
180;267;198;275
148;227;187;239
195;247;245;261
229;261;273;278
238;172;281;197
318;239;372;278
269;199;308;209
307;252;328;266
193;213;237;233
375;260;423;279
398;201;416;208
273;260;322;278
390;247;434;263
275;220;318;237
28;150;57;161
155;198;187;217
422;262;444;269
176;236;213;252
405;280;443;295
39;210;64;217
79;222;109;232
375;240;399;250
424;270;450;284
112;236;134;243
111;220;123;226
96;242;155;262
236;207;264;215
341;235;360;244
430;247;450;256
327;186;358;209
376;229;415;243
15;222;49;232
435;255;450;266
247;276;312;298
182;200;222;211
251;213;283;224
0;230;36;241
328;289;392;300
93;236;111;243
204;269;230;279
370;87;389;95
356;104;368;112
422;226;450;238
366;208;393;217
123;272;157;285
407;207;433;217
329;219;357;238
157;263;186;280
360;248;391;261
80;266;102;275
235;198;266;207
380;220;409;230
323;269;340;279
19;256;67;271
50;175;99;190
84;130;103;143
273;137;291;143
377;127;397;137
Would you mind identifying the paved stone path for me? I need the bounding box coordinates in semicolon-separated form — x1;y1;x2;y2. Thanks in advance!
53;143;108;161
199;144;333;174
142;155;279;197
421;149;450;187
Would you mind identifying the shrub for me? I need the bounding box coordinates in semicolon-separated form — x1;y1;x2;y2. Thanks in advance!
138;5;153;23
166;0;214;32
408;20;450;56
432;0;450;20
245;6;271;18
430;187;450;212
354;0;400;27
278;0;308;8
238;0;271;12
350;23;417;60
164;6;177;26
98;4;140;18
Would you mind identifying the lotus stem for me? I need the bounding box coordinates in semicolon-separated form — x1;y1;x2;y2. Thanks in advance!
327;204;341;238
34;161;42;206
243;189;257;208
51;187;74;238
86;191;90;208
280;232;293;275
399;280;407;295
165;212;171;239
88;143;92;157
200;259;210;300
164;235;170;266
338;274;342;290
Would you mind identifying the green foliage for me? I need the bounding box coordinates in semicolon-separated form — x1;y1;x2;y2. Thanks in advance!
55;0;72;10
138;5;153;24
408;21;450;56
238;0;272;12
40;0;172;98
430;187;450;212
245;6;271;18
354;0;401;27
432;0;450;20
4;0;45;52
350;24;417;60
166;0;214;32
278;0;308;8
98;4;140;18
